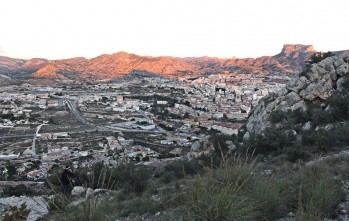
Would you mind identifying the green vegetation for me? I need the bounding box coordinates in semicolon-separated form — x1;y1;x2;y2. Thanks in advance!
47;162;153;195
249;77;349;159
178;155;343;221
46;153;345;221
160;159;203;184
2;185;34;197
245;126;297;155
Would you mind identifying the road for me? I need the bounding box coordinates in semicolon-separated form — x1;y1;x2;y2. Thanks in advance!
62;98;166;134
32;124;48;156
0;134;33;140
64;99;95;127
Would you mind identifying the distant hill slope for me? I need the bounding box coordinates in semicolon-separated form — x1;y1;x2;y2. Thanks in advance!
1;45;348;80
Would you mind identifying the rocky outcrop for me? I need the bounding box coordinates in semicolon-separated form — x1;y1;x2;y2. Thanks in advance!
246;56;349;135
0;196;48;221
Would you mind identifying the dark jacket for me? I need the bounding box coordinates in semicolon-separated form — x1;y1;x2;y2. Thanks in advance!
61;169;73;185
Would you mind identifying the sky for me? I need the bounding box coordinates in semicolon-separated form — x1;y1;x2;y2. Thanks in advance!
0;0;348;60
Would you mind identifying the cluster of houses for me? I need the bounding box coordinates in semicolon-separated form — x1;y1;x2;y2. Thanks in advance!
0;74;288;184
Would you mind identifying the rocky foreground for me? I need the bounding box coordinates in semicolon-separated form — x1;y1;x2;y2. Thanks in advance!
246;55;349;135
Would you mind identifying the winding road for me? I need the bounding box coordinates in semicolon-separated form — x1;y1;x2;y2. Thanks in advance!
32;123;48;156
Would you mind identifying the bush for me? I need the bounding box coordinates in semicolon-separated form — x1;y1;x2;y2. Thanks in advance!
3;185;34;197
46;194;71;212
328;83;349;121
286;145;311;163
121;165;152;194
291;165;344;219
50;198;107;221
307;52;335;65
179;155;260;221
162;159;203;182
160;171;175;184
301;123;349;151
75;162;153;194
248;178;286;220
300;52;335;75
245;127;297;154
117;197;163;216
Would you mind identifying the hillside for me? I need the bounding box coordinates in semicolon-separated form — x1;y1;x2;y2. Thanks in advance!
1;44;347;80
244;53;349;158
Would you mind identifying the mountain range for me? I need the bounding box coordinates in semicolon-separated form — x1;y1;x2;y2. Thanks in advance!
0;44;348;80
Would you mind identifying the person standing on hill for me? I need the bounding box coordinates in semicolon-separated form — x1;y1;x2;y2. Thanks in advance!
61;165;73;195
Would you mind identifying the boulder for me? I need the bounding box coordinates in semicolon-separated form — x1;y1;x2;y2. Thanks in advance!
287;76;308;93
285;92;301;106
318;57;335;71
329;70;337;81
302;122;312;131
318;79;334;100
290;100;307;111
298;78;333;100
334;58;345;68
190;141;201;152
71;186;86;197
337;77;347;91
243;132;250;141
86;188;94;199
336;64;349;76
309;64;327;81
226;141;237;152
299;83;320;100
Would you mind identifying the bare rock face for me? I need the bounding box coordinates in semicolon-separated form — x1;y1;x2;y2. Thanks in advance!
0;196;48;221
287;76;309;93
285;92;301;106
336;64;349;76
246;56;349;135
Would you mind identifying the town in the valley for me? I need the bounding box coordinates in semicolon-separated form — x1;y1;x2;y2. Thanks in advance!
0;71;287;182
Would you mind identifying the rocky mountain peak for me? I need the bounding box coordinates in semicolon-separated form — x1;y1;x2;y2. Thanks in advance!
280;44;315;57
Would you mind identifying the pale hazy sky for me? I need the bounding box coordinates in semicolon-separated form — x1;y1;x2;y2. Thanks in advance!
0;0;348;59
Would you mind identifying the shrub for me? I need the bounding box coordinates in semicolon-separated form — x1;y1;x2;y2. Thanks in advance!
162;159;203;182
178;154;260;221
291;165;344;219
50;198;107;221
248;178;286;220
164;161;185;179
300;52;335;75
121;165;152;194
301;123;349;151
3;185;34;197
160;171;175;184
328;84;349;121
178;153;344;221
117;197;163;216
307;52;335;65
245;127;296;154
46;194;71;212
286;145;311;163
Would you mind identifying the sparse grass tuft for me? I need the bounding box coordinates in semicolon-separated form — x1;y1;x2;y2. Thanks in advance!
178;153;261;221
